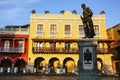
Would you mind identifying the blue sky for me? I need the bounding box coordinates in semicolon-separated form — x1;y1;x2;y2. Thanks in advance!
0;0;120;29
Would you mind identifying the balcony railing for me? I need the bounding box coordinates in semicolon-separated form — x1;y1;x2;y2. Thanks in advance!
0;28;29;34
32;47;116;54
36;31;44;37
32;47;78;54
65;32;71;37
79;33;85;37
97;48;117;54
50;32;57;37
79;33;100;38
0;47;25;53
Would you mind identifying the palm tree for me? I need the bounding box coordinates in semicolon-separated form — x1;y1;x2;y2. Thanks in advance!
59;10;65;14
31;9;36;14
72;10;77;14
45;10;50;14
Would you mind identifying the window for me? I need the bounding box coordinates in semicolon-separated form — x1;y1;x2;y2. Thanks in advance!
36;42;44;48
79;25;85;37
65;42;70;51
50;24;57;37
65;25;71;37
21;28;28;32
117;30;120;35
50;42;56;50
116;62;120;74
19;41;23;48
78;25;100;37
4;41;10;52
37;24;44;36
13;27;19;31
18;41;24;52
5;28;12;31
35;42;44;51
94;25;99;37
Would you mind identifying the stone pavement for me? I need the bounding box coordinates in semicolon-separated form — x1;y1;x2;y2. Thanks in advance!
0;75;76;80
0;74;118;80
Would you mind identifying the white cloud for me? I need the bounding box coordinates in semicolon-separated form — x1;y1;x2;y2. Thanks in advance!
0;0;40;8
1;8;22;19
0;0;43;27
0;0;39;5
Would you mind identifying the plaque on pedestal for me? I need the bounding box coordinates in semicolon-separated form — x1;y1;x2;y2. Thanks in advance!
83;47;93;70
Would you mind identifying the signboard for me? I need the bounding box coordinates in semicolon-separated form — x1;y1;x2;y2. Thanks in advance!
83;47;93;70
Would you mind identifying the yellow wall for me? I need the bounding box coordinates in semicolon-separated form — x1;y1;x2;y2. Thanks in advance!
28;11;111;74
107;24;120;40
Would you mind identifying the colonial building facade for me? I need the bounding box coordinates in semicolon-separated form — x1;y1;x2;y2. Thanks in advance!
0;24;29;73
107;23;120;74
28;11;114;74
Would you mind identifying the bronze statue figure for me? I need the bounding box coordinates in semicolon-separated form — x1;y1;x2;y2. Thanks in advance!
81;3;95;38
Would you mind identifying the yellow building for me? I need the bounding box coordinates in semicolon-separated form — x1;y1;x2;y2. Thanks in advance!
28;11;114;74
107;23;120;74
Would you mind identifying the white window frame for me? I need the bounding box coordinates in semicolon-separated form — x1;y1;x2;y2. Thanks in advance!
18;41;25;52
64;24;72;38
50;24;57;37
4;40;10;52
65;42;71;50
36;24;44;37
94;25;100;38
78;25;85;37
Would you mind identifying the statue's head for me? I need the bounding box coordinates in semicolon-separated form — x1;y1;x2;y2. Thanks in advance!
81;3;86;9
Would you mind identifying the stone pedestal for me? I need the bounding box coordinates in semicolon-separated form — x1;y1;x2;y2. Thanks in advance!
76;39;101;80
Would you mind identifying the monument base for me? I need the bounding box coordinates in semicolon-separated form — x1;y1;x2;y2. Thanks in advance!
76;38;101;80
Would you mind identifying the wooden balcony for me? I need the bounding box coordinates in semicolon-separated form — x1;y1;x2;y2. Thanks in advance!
97;48;117;54
32;47;78;54
0;47;25;53
32;47;116;54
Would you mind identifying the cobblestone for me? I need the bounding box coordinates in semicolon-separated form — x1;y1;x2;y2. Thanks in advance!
0;74;118;80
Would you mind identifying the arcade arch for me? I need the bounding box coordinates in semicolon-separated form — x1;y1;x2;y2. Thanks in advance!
34;57;46;73
97;58;103;73
63;57;75;73
0;59;12;73
14;60;26;73
49;57;60;73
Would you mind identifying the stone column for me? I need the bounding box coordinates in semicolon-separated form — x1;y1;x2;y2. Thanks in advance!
76;39;101;80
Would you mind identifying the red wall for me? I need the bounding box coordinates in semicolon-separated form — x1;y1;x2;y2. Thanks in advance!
0;34;29;64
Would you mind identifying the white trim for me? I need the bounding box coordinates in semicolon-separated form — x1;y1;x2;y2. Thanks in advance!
31;14;106;21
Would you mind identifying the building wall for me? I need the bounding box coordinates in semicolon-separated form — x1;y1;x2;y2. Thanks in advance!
28;11;113;74
107;23;120;40
0;36;29;62
107;23;120;74
0;25;29;73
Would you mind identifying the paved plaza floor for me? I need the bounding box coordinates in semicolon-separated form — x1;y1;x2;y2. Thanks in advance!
0;74;118;80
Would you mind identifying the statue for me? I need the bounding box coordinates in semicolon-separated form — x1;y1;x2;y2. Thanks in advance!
81;3;95;38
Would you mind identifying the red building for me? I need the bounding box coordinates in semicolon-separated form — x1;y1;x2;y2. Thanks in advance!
0;24;29;73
